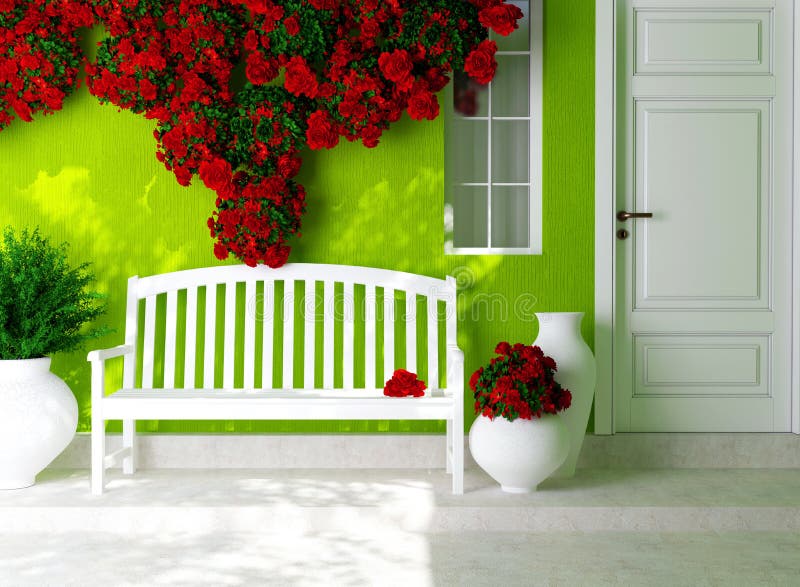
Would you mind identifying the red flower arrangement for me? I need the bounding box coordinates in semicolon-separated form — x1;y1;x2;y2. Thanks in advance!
384;369;426;398
0;0;523;267
470;342;572;422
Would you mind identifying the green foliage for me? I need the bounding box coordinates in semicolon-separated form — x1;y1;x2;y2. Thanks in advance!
0;227;109;359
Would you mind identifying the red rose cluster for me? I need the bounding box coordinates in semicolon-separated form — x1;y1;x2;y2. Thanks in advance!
384;369;427;398
0;0;523;267
470;342;572;422
0;0;92;129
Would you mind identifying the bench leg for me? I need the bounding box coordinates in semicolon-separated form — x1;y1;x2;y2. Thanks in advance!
91;417;105;495
122;419;137;475
452;410;464;495
446;419;453;473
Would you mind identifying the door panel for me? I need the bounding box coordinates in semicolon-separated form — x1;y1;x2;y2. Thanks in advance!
615;0;792;432
635;100;769;309
635;334;769;395
635;10;772;74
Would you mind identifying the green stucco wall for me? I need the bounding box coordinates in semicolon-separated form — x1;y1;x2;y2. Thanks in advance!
0;0;594;433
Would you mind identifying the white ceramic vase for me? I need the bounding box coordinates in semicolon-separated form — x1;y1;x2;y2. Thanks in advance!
533;312;596;478
469;413;569;493
0;358;78;489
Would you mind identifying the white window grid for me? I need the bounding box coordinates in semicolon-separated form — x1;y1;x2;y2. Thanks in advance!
445;0;542;255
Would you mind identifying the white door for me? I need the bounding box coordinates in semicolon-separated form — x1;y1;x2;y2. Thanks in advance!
614;0;794;431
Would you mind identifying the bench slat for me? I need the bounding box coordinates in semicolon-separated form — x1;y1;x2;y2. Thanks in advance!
163;290;178;388
203;285;216;388
303;280;315;389
384;287;395;383
184;287;197;388
364;284;376;389
243;281;256;389
142;296;156;388
406;292;417;374
223;282;237;389
282;280;294;388
343;281;354;389
261;281;274;388
428;297;439;389
323;280;334;389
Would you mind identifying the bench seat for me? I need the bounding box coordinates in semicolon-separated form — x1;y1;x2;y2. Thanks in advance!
102;388;455;420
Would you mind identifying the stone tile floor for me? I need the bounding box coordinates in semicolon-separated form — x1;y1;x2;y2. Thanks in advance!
1;467;799;585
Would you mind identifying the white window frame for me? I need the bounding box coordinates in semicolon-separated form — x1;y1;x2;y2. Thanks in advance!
445;0;543;255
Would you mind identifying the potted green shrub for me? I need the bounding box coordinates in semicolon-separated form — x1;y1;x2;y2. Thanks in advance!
0;227;107;489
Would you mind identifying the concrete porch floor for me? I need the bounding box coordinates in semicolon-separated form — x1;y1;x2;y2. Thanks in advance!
1;467;799;585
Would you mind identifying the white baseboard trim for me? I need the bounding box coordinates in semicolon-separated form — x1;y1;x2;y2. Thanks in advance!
578;433;800;469
50;432;800;470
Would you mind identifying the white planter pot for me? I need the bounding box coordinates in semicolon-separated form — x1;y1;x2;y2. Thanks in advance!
0;358;78;489
533;312;596;478
469;414;569;493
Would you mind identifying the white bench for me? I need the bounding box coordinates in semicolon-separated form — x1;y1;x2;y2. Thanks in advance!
88;264;465;495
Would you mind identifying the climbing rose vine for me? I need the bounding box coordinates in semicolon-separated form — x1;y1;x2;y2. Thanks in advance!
1;0;523;267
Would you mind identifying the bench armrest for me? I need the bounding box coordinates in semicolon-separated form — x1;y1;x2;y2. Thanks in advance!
445;345;465;394
87;344;134;363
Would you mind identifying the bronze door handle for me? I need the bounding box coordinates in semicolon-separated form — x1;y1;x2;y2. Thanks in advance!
617;210;653;221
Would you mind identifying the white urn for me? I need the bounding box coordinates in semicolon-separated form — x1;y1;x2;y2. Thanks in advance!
533;312;596;478
0;358;78;489
469;414;569;493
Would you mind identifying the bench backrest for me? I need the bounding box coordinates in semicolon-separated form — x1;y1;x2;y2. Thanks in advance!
121;264;457;391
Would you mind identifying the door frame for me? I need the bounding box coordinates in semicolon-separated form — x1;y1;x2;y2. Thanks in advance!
594;0;800;434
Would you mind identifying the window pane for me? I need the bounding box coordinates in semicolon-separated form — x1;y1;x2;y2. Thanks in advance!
453;186;488;248
492;120;529;183
491;186;530;248
492;55;530;117
450;118;488;183
490;1;530;52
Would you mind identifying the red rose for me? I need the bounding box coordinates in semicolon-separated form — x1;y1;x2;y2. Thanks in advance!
138;78;157;101
284;15;300;36
43;86;65;111
264;244;290;268
309;0;337;10
407;90;439;121
277;153;302;178
464;40;497;84
469;367;483;391
359;125;382;148
10;99;32;123
305;110;339;150
199;158;233;191
246;52;278;85
495;341;511;355
361;18;381;40
213;241;229;260
243;30;259;52
424;67;450;92
378;49;414;89
384;369;427;398
479;4;524;36
0;58;18;83
245;0;275;15
284;56;319;98
20;54;39;71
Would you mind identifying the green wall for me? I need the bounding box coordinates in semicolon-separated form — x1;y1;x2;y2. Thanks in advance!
0;0;594;433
